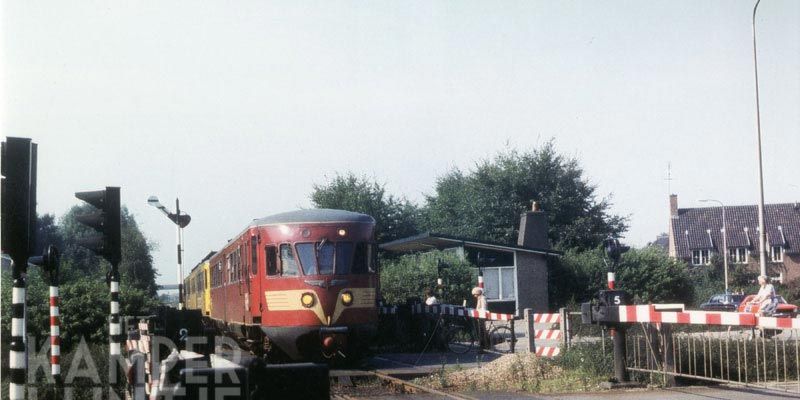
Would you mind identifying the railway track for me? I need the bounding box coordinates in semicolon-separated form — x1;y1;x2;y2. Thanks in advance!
331;369;478;400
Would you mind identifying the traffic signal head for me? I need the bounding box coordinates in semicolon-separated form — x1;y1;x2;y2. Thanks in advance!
603;237;630;264
74;187;121;266
1;137;38;267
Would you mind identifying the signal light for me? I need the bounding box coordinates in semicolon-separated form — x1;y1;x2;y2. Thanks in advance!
74;187;121;266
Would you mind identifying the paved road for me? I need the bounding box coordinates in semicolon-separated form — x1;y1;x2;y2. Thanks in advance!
538;386;800;399
337;386;800;399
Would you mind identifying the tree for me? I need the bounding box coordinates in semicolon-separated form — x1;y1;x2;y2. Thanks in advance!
2;208;160;351
422;141;627;250
379;250;476;305
550;246;692;307
310;173;420;243
58;205;159;295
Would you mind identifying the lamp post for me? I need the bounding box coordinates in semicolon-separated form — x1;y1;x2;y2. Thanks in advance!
752;0;768;277
148;196;191;309
699;199;728;293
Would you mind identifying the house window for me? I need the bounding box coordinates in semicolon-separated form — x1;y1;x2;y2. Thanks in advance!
729;247;748;264
692;249;710;266
771;246;783;262
481;267;516;301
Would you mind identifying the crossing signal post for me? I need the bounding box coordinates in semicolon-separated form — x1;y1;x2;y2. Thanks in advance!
2;137;38;400
74;187;123;358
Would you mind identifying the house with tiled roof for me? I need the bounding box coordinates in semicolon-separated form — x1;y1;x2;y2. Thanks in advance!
667;194;800;282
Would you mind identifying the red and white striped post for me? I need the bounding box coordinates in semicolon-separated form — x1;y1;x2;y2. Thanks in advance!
29;245;62;388
607;272;615;290
49;283;61;383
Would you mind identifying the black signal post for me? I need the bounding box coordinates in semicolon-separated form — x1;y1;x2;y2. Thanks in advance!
74;187;123;358
2;137;38;400
602;236;630;384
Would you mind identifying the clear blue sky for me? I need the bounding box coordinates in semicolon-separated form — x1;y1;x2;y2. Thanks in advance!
3;1;798;284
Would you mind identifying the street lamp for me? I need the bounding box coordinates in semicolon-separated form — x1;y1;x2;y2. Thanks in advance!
699;199;728;293
752;0;768;277
148;196;191;309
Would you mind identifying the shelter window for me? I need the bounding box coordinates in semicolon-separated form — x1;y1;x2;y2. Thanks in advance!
266;246;278;276
279;244;299;276
482;267;516;301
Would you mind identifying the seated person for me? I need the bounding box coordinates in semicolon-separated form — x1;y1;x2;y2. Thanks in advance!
751;275;777;317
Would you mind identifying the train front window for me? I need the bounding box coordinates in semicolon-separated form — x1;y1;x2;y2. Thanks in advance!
318;242;334;275
295;241;338;275
335;242;354;275
279;244;299;276
296;243;318;275
352;243;376;274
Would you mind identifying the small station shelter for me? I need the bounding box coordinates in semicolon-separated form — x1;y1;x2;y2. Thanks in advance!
380;205;561;315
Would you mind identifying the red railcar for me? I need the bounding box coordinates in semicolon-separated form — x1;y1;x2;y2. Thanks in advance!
204;209;379;361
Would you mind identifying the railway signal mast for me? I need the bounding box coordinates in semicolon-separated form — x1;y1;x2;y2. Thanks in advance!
147;196;191;309
74;187;123;357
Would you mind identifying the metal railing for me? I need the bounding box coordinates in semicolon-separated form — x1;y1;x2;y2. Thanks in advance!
626;323;800;392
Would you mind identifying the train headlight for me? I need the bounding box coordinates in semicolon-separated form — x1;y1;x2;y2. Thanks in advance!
341;291;353;306
301;293;315;308
337;228;347;237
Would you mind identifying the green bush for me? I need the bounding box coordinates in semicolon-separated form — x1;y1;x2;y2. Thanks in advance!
556;342;613;377
380;250;476;305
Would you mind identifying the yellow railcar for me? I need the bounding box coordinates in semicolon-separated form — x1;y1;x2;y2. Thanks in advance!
184;251;215;315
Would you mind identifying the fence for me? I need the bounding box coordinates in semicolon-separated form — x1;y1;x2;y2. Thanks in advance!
378;303;582;357
585;303;800;393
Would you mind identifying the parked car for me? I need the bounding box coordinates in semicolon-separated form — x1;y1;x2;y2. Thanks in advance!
738;295;799;318
700;294;746;312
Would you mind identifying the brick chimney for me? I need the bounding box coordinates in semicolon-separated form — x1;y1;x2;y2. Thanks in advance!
669;194;678;218
517;201;551;249
668;194;678;257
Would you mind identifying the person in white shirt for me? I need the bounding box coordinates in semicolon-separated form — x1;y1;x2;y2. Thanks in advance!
751;275;776;316
472;287;487;310
424;288;440;306
471;287;489;349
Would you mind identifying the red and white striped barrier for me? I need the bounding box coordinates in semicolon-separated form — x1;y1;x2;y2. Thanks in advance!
600;304;800;330
534;329;562;340
528;311;565;357
535;346;560;357
412;303;515;321
532;313;561;324
612;304;757;326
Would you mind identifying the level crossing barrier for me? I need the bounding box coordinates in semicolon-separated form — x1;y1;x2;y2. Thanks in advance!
586;303;800;392
411;303;516;321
